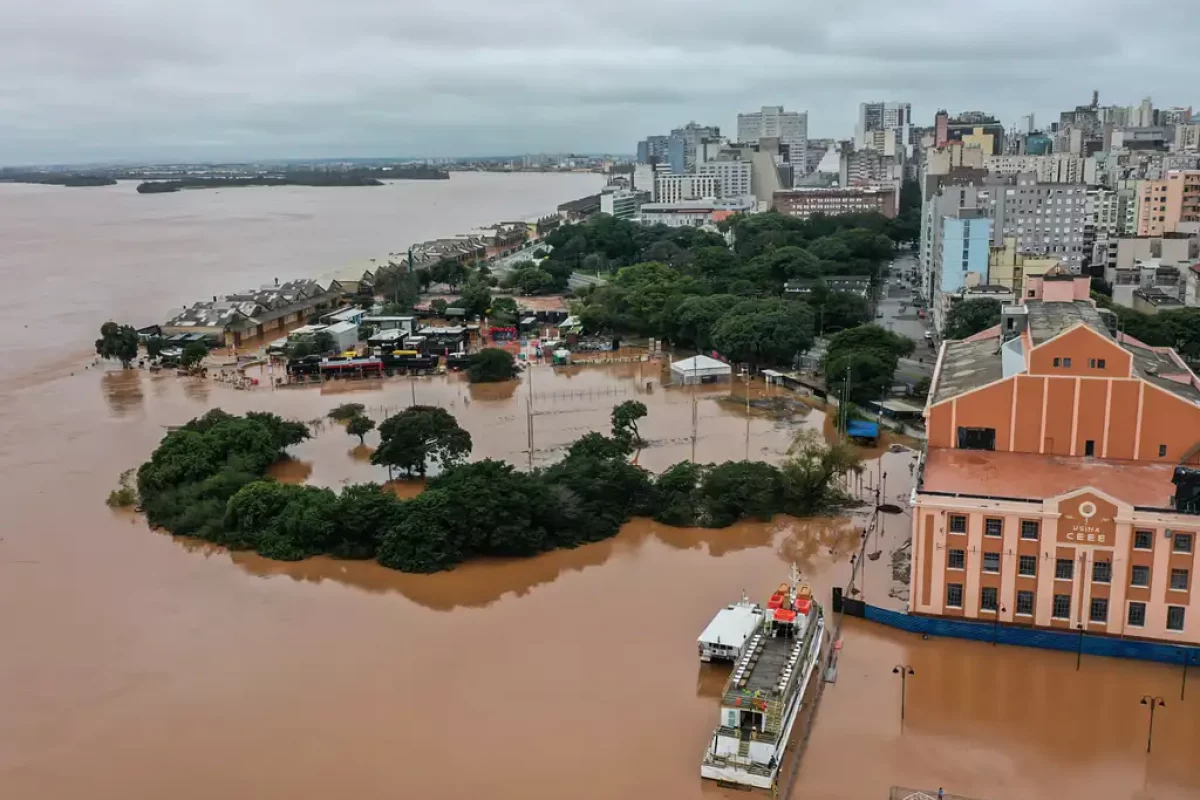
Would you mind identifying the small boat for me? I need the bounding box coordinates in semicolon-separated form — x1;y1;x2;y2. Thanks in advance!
697;592;764;663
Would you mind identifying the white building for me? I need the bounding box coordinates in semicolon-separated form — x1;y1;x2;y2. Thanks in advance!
639;198;755;229
737;105;808;175
655;174;720;203
855;101;912;157
1086;188;1122;236
670;354;732;384
697;158;753;199
984;154;1095;184
600;187;644;220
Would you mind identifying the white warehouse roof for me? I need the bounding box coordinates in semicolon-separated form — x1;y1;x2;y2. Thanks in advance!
671;355;731;374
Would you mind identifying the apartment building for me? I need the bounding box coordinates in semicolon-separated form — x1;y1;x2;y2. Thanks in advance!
771;186;896;220
655;174;720;203
984;154;1095;185
856;101;912;155
911;274;1200;645
933;209;993;332
670;122;721;171
696;158;753;199
1138;179;1171;236
1164;170;1200;233
738;106;808;174
992;176;1089;272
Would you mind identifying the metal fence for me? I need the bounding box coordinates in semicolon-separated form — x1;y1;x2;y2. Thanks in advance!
889;787;986;800
862;603;1196;665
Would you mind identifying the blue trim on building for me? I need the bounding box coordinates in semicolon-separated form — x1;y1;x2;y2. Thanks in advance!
863;604;1198;665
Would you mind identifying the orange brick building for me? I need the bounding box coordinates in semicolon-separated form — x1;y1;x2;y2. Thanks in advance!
910;270;1200;644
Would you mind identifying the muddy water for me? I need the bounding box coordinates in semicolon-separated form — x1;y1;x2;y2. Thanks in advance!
3;185;1199;799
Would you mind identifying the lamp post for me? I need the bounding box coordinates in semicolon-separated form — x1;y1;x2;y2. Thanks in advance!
1076;623;1085;671
992;605;1007;645
892;664;915;731
1139;695;1165;753
1176;648;1197;701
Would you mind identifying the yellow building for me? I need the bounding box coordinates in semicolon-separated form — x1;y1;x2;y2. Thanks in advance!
988;238;1061;296
961;127;996;156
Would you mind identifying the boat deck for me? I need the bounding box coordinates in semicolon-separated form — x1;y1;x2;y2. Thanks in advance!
740;634;796;693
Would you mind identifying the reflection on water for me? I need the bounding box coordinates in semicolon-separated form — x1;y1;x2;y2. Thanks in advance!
100;369;144;416
267;457;313;485
696;662;730;699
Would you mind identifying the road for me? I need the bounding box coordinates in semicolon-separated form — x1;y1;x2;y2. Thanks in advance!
876;252;936;388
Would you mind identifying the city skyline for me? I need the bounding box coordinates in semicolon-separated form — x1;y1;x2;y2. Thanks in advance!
2;0;1197;164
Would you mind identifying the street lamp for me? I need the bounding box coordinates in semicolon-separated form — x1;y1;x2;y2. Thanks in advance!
892;664;915;731
1176;648;1198;701
1139;696;1166;753
992;605;1007;646
1076;623;1085;671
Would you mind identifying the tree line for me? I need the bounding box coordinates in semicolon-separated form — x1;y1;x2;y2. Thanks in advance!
132;406;861;574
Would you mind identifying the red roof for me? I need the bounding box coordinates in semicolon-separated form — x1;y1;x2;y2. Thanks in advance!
774;609;797;623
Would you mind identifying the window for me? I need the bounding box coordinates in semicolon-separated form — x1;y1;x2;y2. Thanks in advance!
957;427;997;451
1171;568;1189;591
948;515;967;534
1128;601;1147;627
1084;439;1095;456
1053;357;1061;367
1134;530;1153;550
1055;558;1074;580
1019;555;1037;576
1016;590;1034;615
1168;606;1186;631
1175;533;1193;553
1090;597;1108;623
1131;565;1150;587
1063;357;1072;367
983;552;1001;573
1092;560;1112;584
985;518;1003;537
1097;359;1106;369
980;587;999;611
1160;445;1168;457
947;549;965;569
947;583;964;608
1053;594;1071;619
1020;520;1040;540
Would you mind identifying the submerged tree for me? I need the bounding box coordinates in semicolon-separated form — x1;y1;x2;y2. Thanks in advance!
346;413;376;445
468;348;519;383
95;321;139;368
371;405;472;477
611;400;648;448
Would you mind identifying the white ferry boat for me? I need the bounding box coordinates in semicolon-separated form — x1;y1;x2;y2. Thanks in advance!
697;593;765;662
699;565;825;790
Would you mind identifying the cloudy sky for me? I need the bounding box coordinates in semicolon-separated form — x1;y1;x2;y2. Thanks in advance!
2;0;1195;165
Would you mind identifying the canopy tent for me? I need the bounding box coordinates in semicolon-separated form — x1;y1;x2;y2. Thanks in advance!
670;355;732;385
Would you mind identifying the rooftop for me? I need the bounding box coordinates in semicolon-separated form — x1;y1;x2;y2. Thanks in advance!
920;449;1179;508
1026;300;1111;345
932;335;1004;404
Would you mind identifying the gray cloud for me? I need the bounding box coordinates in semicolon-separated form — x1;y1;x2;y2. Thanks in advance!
0;0;1194;164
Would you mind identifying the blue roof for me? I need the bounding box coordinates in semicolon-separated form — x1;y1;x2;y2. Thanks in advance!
846;420;880;439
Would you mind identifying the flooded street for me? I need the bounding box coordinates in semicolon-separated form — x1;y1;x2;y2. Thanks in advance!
3;182;1200;799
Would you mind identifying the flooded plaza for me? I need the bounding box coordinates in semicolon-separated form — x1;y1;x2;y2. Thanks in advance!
2;182;1200;800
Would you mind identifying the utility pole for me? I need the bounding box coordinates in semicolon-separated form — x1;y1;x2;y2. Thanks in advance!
744;365;751;461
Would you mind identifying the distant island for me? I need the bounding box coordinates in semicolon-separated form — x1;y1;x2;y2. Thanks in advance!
0;171;116;187
137;165;449;193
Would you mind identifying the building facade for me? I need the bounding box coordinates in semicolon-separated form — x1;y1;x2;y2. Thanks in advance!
771;186;896;220
670;122;721;171
599;187;644;220
911;281;1200;645
638;198;755;228
738;105;808;175
696;158;753;200
993;176;1089;272
654;174;720;203
934;209;993;332
856;101;912;156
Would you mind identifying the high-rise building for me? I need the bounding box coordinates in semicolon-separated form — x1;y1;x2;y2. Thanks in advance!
993;176;1089;272
636;134;686;173
737;106;808;175
654;174;720;203
696;157;753;199
670;122;721;171
599;186;644;220
856;101;912;156
1018;114;1036;134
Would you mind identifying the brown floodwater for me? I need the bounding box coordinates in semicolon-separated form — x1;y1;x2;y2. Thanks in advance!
3;182;1199;800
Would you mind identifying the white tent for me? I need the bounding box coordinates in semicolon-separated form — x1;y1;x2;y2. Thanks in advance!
670;354;732;384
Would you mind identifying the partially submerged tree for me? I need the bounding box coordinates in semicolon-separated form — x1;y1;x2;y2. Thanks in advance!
468;348;519;383
346;413;376;445
611;400;648;448
95;321;139;368
371;406;472;477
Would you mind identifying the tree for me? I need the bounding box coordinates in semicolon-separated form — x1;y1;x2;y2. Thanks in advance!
468;348;519;383
328;403;365;421
145;336;166;358
532;247;547;259
824;325;915;403
430;259;466;289
332;483;406;559
807;290;869;334
779;429;861;514
371;405;472;477
489;296;519;326
653;462;704;526
180;341;208;369
675;294;737;350
414;267;433;291
698;462;785;527
611;400;648;447
567;432;632;461
711;300;815;368
506;265;555;295
458;278;493;319
430;298;449;315
944;298;1002;340
346;413;376;445
95;321;139;367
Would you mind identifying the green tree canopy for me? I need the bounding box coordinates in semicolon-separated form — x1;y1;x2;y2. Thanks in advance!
180;341;208;368
95;321;139;367
711;299;814;368
611;400;648;447
346;413;376;445
468;348;519;383
458;278;493;319
944;298;1002;340
371;405;472;477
